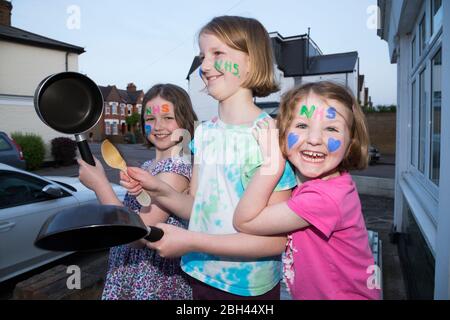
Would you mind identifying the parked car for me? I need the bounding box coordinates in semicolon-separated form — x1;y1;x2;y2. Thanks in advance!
0;163;127;283
369;145;381;165
0;131;26;170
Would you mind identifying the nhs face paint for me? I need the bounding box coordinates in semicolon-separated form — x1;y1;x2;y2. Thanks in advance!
286;93;351;180
198;33;250;102
143;97;180;151
287;132;300;150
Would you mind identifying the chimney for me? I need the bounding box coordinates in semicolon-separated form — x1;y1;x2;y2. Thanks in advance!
0;0;12;27
126;83;136;92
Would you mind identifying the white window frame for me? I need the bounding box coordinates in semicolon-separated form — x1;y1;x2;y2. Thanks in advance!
110;102;118;115
407;0;442;220
105;122;111;135
112;123;118;135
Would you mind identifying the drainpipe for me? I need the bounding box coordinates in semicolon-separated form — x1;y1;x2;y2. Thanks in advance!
65;52;69;71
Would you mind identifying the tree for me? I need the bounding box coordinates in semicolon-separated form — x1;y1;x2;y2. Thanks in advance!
125;112;140;132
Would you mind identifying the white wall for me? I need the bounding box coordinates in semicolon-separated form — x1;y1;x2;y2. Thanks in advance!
255;66;295;104
299;72;358;96
0;41;79;96
0;40;80;160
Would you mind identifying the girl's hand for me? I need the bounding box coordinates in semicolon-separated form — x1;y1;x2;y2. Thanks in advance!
145;223;194;258
119;170;143;196
124;167;164;196
78;157;109;191
253;118;284;175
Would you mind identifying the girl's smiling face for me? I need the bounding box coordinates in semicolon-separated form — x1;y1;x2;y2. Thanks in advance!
285;93;352;180
198;32;250;102
143;96;181;151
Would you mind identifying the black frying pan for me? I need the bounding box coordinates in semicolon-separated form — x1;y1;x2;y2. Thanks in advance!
35;204;164;251
34;72;103;166
33;72;164;251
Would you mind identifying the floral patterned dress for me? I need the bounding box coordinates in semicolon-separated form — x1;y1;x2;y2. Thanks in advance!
101;157;193;300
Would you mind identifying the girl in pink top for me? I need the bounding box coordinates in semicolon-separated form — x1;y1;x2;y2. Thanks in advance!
233;81;381;300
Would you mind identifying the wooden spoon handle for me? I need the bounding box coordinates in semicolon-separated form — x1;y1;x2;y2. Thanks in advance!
136;190;152;207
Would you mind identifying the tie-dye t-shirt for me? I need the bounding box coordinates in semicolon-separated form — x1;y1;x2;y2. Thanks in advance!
181;112;297;296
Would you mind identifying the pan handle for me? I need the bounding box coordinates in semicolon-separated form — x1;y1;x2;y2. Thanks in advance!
144;226;164;242
76;137;95;166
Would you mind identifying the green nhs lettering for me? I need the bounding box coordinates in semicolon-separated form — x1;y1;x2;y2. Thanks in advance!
300;105;316;119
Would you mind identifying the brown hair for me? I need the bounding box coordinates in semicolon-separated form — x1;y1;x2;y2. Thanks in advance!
277;81;370;171
198;15;279;97
140;83;198;144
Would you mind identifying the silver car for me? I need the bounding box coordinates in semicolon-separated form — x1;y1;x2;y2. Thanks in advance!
0;163;126;283
0;132;26;170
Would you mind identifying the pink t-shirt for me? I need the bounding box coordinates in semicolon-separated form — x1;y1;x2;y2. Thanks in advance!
286;172;381;300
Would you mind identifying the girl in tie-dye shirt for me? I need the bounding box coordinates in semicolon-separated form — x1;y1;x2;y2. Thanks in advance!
122;16;296;299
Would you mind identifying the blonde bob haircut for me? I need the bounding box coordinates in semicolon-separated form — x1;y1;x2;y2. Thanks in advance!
198;16;279;97
277;81;370;171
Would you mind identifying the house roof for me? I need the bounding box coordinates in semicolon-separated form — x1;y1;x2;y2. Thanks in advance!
358;75;365;92
0;24;85;54
100;85;143;104
186;56;202;80
98;85;113;100
306;52;358;76
125;90;144;104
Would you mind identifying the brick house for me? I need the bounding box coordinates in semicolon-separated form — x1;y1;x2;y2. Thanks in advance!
92;83;144;143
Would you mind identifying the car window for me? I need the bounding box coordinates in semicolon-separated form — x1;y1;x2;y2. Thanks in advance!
0;171;70;209
0;136;12;151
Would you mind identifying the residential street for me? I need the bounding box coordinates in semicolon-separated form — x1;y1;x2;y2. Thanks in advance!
0;142;404;300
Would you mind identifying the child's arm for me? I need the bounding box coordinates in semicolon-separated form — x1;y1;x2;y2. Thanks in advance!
233;118;287;230
78;157;123;206
129;171;190;248
121;164;198;221
147;189;291;258
234;201;310;236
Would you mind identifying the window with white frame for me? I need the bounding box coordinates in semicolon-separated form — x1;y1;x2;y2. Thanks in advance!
419;15;426;57
430;49;441;185
411;80;417;167
112;123;118;135
120;105;125;116
105;106;110;115
431;0;442;37
409;1;442;190
418;69;426;174
105;122;111;135
137;104;142;114
111;103;118;115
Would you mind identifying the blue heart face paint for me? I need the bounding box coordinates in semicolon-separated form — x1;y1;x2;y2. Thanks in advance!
145;124;152;136
288;133;299;150
198;67;203;78
328;138;341;153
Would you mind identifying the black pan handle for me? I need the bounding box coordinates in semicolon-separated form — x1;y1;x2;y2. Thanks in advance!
144;226;164;242
77;139;95;166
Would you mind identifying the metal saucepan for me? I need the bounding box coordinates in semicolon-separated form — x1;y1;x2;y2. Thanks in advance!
35;204;164;251
34;71;103;166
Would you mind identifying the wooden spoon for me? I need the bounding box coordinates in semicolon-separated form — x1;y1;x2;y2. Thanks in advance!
101;139;151;207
